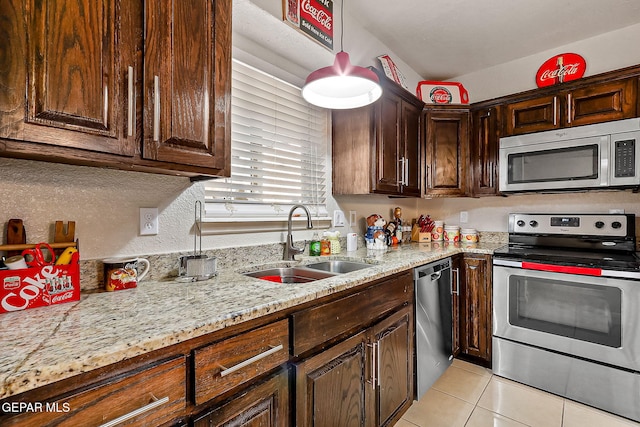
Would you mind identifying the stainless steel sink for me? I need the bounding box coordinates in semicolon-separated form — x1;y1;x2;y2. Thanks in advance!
304;260;374;274
243;267;337;283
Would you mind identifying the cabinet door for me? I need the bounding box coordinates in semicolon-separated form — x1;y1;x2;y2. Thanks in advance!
470;106;499;196
332;106;375;194
372;307;413;427
295;330;372;427
193;369;289;427
374;92;402;194
459;255;492;364
143;0;231;171
568;78;637;127
424;109;469;197
3;0;136;155
504;95;559;135
400;100;422;197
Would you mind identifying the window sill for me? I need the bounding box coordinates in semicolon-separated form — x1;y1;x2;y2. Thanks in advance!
198;217;332;235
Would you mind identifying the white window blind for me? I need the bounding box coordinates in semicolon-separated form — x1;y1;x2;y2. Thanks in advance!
204;60;330;221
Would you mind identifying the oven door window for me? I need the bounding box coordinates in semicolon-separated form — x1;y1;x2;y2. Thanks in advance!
508;144;599;184
508;275;621;347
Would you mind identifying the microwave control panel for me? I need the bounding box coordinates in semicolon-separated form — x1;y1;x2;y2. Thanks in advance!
614;139;636;178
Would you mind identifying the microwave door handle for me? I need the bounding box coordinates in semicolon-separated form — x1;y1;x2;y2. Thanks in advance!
602;139;610;186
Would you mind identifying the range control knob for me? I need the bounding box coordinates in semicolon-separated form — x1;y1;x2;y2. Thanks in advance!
529;220;538;227
612;221;622;229
516;220;525;227
595;221;605;229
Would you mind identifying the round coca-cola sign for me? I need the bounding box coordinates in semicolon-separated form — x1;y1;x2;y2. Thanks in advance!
536;53;586;88
430;87;453;104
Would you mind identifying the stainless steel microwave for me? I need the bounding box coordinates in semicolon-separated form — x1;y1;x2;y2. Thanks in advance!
499;118;640;193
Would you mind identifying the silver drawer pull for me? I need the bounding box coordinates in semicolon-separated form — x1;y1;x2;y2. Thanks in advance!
98;395;169;427
219;344;283;377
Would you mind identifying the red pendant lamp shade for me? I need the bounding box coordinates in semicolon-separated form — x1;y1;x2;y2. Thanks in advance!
302;51;382;109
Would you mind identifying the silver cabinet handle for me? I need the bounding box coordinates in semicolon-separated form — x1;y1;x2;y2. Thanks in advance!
128;66;135;137
219;344;283;377
376;340;380;387
451;267;460;295
398;157;406;186
98;395;169;427
567;93;572;124
153;75;160;142
367;342;378;388
404;157;410;186
553;96;558;126
103;85;109;128
488;162;494;188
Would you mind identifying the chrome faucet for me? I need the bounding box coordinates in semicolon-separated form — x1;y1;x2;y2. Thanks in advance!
284;204;313;260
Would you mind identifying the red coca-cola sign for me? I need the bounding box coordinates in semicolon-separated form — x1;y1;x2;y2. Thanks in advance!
429;87;453;104
299;0;333;50
536;53;586;88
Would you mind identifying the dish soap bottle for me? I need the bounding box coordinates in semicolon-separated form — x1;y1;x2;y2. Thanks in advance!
309;232;321;256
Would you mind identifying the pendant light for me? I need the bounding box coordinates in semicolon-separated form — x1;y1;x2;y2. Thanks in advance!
302;1;382;109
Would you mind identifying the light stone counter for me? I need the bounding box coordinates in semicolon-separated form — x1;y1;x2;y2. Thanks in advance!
0;242;503;400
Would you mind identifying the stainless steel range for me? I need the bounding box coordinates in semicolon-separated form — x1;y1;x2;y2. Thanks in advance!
492;213;640;422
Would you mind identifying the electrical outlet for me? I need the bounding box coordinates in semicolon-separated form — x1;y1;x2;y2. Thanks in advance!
140;208;159;235
333;210;346;227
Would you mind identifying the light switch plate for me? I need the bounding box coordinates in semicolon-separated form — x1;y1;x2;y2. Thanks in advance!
460;211;469;223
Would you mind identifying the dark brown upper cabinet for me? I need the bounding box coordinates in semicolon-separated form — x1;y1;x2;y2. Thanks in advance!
332;74;424;197
0;0;231;178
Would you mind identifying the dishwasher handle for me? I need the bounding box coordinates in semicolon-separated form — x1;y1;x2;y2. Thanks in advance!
414;258;451;280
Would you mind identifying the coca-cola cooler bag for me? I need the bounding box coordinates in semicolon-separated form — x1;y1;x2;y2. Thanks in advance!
417;81;469;105
0;262;80;314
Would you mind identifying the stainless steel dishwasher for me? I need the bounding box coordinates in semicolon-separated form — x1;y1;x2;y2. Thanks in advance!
414;258;453;400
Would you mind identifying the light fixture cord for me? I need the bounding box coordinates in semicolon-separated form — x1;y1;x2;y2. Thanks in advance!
340;0;344;51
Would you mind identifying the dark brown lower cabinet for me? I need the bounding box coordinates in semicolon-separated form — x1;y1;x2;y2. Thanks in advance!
295;306;413;427
458;254;492;366
193;369;289;427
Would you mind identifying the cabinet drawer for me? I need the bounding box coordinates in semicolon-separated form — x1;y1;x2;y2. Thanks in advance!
3;356;187;427
193;319;290;405
292;272;412;356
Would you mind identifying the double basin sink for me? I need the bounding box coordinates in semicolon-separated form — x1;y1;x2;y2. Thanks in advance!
243;260;375;284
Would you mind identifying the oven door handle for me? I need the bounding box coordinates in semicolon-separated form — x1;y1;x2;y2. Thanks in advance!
493;259;522;268
521;261;603;276
494;258;603;276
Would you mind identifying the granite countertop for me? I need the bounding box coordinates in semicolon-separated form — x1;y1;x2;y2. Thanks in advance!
0;242;503;400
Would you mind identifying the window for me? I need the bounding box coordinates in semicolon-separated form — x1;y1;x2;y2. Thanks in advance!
204;60;330;221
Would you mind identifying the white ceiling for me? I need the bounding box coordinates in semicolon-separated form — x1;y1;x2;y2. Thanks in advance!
346;0;640;80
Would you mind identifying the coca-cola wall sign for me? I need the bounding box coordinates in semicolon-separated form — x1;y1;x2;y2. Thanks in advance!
283;0;333;50
536;53;586;88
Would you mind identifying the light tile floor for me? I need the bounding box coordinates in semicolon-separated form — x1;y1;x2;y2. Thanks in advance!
395;359;640;427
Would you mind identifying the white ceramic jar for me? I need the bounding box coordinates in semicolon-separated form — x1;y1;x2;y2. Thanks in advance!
431;221;444;241
460;228;479;244
444;225;460;242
